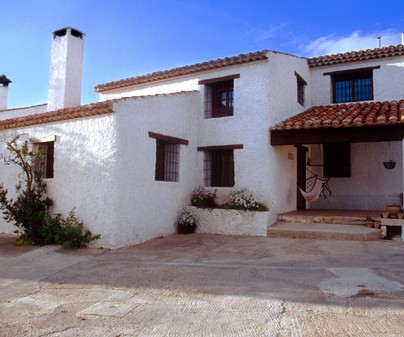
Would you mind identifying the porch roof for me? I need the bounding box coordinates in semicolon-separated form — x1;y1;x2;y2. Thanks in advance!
271;99;404;145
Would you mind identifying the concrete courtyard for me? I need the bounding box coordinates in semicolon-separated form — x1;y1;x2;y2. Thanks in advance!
0;233;403;336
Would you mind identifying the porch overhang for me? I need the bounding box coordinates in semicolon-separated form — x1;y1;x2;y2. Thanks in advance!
270;100;404;145
271;124;404;145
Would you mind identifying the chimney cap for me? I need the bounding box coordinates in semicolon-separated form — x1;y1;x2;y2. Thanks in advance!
52;27;85;39
0;75;11;86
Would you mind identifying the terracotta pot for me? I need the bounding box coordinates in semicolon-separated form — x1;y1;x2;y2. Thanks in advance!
366;222;373;228
385;205;401;218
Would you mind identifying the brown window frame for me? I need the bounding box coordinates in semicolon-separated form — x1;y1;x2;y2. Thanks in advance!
200;75;239;119
149;132;188;182
324;67;379;104
34;141;54;179
198;144;243;187
295;72;307;106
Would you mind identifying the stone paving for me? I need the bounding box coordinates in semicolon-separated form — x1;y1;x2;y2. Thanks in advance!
0;233;403;336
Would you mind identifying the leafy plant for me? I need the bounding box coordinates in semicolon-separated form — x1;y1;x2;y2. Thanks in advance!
0;136;53;244
191;187;217;208
229;188;269;211
0;136;100;248
43;210;100;248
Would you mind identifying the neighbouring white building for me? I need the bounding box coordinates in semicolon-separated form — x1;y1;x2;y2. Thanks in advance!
1;27;404;248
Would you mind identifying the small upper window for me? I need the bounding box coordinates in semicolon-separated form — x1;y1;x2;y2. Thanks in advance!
295;72;307;106
205;80;234;118
199;75;239;119
332;70;373;103
34;141;54;179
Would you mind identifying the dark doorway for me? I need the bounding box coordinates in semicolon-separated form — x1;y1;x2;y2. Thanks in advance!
296;145;308;210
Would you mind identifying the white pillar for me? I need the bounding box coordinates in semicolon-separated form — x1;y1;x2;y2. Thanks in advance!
47;27;84;111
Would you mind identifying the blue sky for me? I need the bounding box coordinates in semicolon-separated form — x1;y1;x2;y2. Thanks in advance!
1;0;403;108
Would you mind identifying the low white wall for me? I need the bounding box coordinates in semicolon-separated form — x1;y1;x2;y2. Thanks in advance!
190;206;274;236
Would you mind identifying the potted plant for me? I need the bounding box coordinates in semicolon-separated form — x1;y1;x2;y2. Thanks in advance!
176;209;198;234
229;188;269;211
191;187;217;208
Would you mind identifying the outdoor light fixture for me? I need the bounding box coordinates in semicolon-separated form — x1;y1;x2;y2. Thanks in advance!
383;160;396;170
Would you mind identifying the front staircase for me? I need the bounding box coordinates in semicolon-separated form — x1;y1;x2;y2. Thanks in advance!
267;209;382;241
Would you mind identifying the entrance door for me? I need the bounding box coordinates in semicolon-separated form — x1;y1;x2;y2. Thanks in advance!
296;145;308;210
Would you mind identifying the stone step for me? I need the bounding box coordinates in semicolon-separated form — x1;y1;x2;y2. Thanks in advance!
267;221;382;241
278;210;381;226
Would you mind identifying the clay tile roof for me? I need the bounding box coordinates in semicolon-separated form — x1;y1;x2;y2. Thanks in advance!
0;101;113;131
308;45;404;68
271;100;404;131
94;50;269;93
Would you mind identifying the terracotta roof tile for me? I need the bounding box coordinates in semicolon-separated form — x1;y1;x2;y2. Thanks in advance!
308;45;404;68
271;100;404;131
0;101;113;131
94;51;269;93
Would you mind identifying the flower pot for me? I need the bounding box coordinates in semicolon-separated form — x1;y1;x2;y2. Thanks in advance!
366;222;373;228
385;205;401;218
177;224;196;234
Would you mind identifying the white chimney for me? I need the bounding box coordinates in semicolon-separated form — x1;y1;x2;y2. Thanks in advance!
47;27;84;111
0;75;11;110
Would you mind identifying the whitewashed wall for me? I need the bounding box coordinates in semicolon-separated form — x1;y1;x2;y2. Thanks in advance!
310;57;404;106
99;54;312;223
0;114;118;248
307;141;403;210
112;92;199;248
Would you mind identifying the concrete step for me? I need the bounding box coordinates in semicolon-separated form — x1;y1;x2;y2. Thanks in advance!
267;221;382;241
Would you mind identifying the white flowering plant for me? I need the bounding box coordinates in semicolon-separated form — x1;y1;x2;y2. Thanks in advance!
229;188;269;211
177;208;198;234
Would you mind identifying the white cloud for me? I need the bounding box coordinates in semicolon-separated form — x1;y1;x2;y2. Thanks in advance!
303;30;403;57
248;23;288;42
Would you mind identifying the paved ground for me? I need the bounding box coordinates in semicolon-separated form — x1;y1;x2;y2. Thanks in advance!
0;233;403;337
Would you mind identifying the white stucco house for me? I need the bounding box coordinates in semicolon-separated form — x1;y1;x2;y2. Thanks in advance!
1;27;404;248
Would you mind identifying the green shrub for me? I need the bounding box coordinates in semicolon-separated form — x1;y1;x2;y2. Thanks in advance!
43;210;100;249
0;136;100;248
0;137;53;244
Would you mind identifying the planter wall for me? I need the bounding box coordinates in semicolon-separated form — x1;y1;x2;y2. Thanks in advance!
188;206;274;236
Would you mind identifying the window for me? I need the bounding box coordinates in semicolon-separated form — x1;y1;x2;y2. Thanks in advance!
155;140;179;182
204;150;234;187
199;75;239;118
332;70;374;103
295;72;307;106
198;144;243;187
149;132;188;182
323;143;351;178
35;141;54;179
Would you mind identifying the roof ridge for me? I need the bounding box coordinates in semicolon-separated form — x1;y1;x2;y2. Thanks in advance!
308;44;404;67
0;101;113;131
94;50;269;93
